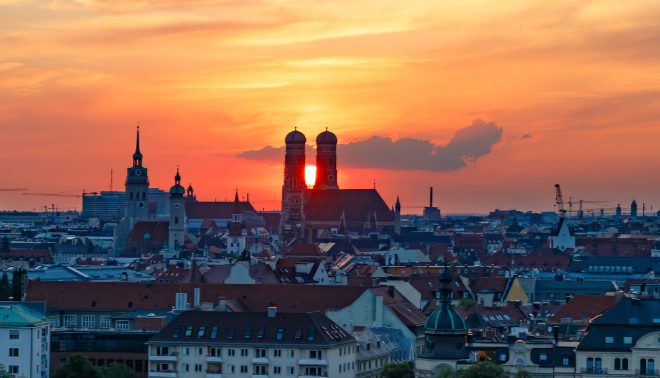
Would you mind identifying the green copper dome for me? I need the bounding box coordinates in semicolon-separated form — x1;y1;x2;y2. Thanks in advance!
424;265;467;336
424;305;466;335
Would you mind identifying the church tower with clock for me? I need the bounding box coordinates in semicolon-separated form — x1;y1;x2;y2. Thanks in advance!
168;168;186;251
125;126;150;228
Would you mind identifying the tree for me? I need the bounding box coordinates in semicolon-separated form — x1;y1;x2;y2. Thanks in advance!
0;364;15;378
454;362;507;378
99;363;136;378
379;361;414;378
10;268;27;301
514;369;534;378
0;273;10;300
458;297;477;309
53;353;102;378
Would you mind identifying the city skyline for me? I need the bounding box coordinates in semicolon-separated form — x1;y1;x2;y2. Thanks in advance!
2;0;660;213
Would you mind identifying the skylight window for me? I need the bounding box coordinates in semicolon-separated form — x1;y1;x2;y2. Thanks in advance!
172;326;180;338
210;326;218;339
503;315;511;320
257;327;264;339
276;328;284;340
227;326;235;339
308;328;315;341
295;328;303;340
244;327;252;339
198;326;206;338
185;326;193;337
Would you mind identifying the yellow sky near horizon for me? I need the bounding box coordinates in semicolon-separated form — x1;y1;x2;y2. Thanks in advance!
1;0;660;213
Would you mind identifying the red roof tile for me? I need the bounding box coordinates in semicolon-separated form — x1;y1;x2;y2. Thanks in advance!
304;189;394;223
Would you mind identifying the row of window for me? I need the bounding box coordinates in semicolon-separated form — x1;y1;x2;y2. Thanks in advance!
63;315;128;329
604;336;634;344
154;346;324;359
158;363;307;376
586;357;654;372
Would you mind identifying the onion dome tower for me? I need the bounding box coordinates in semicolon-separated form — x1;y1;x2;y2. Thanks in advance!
420;265;468;361
281;128;307;241
314;128;338;190
168;168;186;251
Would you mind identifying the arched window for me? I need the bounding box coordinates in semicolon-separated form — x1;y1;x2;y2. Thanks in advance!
595;358;602;373
649;359;655;373
641;359;647;375
622;358;628;370
614;358;621;370
174;216;178;225
587;357;594;372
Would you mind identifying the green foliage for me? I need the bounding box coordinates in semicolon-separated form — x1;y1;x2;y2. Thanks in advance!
514;369;534;378
453;362;507;378
10;268;27;301
237;249;251;262
53;353;102;378
99;363;137;378
379;361;414;378
0;273;10;300
458;297;477;308
0;364;15;378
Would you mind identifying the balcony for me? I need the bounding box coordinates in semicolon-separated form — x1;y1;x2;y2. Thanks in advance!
298;359;328;366
636;369;658;376
251;357;269;364
149;371;177;378
206;374;223;378
207;356;223;363
580;368;607;375
150;355;177;362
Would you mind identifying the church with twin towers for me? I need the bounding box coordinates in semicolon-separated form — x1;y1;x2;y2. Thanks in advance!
280;128;399;243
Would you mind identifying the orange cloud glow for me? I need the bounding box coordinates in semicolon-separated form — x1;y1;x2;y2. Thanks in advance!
1;0;660;213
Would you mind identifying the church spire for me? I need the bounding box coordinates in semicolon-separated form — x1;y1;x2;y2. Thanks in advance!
132;125;143;166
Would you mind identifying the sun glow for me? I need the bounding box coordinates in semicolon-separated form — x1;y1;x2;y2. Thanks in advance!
305;165;317;187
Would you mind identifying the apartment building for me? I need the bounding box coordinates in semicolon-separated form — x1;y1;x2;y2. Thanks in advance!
147;309;357;377
0;303;51;378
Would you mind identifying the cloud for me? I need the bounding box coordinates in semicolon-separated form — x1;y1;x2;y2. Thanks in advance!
520;134;532;139
236;119;503;171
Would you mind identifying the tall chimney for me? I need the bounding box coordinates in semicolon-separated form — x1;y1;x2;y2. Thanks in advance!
429;187;433;207
194;287;200;308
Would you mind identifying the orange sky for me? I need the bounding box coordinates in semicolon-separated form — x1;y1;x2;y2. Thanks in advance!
1;0;660;214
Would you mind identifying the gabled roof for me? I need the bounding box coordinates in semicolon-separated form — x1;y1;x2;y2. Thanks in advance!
148;311;354;346
0;248;53;264
25;281;372;313
549;294;617;323
127;221;169;242
304;189;394;222
0;304;49;327
185;201;255;220
281;243;324;259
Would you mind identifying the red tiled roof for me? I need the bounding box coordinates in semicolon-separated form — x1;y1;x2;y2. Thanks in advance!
185;201;255;220
0;248;53;264
281;243;324;258
304;189;395;222
203;263;280;284
127;221;169;242
470;277;509;293
25;281;372;313
548;294;617;323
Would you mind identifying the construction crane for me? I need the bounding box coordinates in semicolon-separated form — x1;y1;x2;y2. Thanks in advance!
567;198;609;223
22;192;81;198
554;184;566;218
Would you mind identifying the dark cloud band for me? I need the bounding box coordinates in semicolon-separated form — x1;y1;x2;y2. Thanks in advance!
236;119;503;172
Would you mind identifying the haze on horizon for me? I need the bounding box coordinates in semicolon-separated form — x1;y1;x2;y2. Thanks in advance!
1;0;659;214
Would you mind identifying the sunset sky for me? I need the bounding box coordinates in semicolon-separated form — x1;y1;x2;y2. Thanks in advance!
1;0;659;214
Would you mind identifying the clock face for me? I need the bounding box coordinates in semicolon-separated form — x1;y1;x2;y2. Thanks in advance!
327;174;335;182
174;203;180;209
289;196;301;204
137;201;144;208
135;169;142;176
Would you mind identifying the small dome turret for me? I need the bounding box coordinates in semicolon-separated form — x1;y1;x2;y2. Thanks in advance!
169;168;185;196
